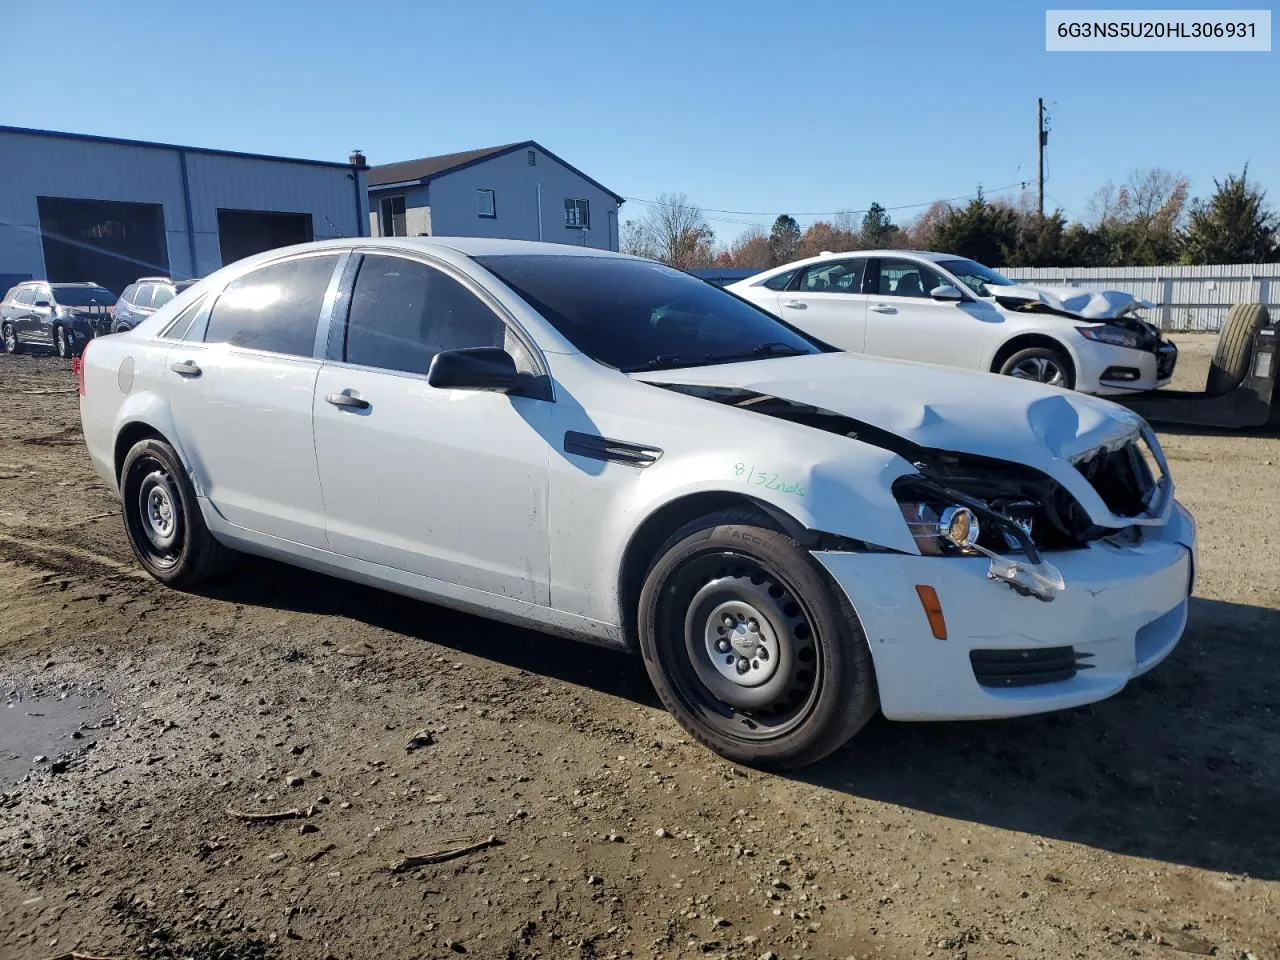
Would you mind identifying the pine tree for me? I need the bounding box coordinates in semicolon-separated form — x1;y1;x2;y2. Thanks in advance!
1182;166;1279;264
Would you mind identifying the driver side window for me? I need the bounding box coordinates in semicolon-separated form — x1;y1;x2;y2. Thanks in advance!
344;254;527;376
877;258;945;298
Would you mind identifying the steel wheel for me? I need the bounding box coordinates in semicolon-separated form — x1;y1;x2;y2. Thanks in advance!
1009;355;1066;386
124;455;184;570
660;551;823;741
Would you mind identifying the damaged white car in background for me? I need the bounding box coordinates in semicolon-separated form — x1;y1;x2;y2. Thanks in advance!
727;250;1179;395
77;238;1197;770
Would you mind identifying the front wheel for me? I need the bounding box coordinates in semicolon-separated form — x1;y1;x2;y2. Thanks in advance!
637;510;878;770
54;325;72;359
120;438;237;585
999;346;1074;389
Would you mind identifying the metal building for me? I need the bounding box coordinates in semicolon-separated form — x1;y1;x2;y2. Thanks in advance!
0;126;368;294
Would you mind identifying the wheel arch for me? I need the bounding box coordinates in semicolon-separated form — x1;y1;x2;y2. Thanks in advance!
113;421;170;484
989;332;1078;383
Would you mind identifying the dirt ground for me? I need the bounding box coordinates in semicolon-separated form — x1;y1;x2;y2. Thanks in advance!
2;334;1278;960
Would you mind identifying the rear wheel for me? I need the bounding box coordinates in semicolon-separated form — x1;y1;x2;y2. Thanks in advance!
637;510;878;770
120;438;236;585
1;322;20;354
999;346;1074;389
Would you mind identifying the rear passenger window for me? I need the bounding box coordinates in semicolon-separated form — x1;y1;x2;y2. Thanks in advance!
152;285;175;308
134;285;155;308
796;259;865;293
161;295;207;340
761;270;798;291
120;284;138;304
344;254;507;375
204;255;339;356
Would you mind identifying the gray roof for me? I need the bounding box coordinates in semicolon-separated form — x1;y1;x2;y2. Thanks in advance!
367;139;624;203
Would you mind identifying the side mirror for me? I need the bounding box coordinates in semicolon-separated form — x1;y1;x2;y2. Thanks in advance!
33;300;51;308
427;346;523;393
930;284;965;302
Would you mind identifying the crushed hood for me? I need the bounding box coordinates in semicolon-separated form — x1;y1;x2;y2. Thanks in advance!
633;352;1145;472
991;283;1153;320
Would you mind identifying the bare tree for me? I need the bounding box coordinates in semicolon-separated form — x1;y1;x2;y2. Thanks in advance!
1085;181;1118;228
624;193;715;269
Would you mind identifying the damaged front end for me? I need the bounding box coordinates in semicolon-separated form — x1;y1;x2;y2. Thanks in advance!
653;382;1169;603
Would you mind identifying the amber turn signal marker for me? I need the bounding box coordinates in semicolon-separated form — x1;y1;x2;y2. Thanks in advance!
914;585;947;640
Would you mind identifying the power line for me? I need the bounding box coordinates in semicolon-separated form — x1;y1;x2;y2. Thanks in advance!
622;181;1030;221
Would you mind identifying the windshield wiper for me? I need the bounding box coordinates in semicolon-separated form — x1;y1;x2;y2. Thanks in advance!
704;342;811;364
622;353;703;372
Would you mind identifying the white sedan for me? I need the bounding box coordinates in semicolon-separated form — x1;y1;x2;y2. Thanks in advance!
77;238;1196;769
727;250;1178;395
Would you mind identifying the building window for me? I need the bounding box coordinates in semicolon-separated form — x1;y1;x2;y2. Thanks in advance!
477;189;496;219
565;198;590;229
378;195;406;237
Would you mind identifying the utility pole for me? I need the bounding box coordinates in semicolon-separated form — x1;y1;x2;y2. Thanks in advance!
1037;97;1047;217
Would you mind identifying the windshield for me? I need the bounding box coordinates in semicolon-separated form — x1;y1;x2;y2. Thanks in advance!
50;286;117;306
936;259;1015;297
475;255;826;372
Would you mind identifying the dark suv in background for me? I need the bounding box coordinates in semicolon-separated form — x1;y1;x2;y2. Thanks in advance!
112;277;199;333
1;281;117;357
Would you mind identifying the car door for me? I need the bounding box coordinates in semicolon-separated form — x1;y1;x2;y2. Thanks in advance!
164;252;341;548
774;258;870;352
7;287;35;340
28;285;55;344
862;257;987;369
312;251;552;604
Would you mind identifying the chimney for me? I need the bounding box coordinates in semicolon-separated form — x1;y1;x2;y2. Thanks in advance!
349;149;367;169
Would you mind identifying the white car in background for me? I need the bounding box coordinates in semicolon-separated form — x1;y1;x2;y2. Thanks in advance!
76;238;1195;769
727;251;1178;395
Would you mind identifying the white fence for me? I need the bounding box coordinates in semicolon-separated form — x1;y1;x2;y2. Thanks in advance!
1002;263;1280;332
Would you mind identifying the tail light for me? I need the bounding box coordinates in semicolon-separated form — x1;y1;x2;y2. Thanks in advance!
73;346;87;396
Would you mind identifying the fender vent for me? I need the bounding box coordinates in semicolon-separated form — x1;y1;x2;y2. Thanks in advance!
969;646;1093;688
563;431;662;467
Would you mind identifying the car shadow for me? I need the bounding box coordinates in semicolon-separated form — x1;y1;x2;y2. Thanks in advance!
795;595;1280;880
196;556;658;706
198;562;1280;880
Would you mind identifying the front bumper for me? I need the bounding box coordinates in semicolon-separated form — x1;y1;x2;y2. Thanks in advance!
1074;339;1177;395
814;501;1196;721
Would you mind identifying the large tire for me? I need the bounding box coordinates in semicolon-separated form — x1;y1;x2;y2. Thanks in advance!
54;324;72;359
119;438;237;586
998;345;1075;390
637;509;878;770
1207;302;1269;397
2;321;21;354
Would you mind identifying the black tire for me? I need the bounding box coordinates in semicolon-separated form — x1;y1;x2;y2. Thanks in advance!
1207;302;1268;397
54;324;71;359
637;509;878;770
119;438;237;586
998;345;1075;389
1;321;21;354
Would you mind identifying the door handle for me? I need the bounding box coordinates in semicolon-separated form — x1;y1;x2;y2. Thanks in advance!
170;360;202;377
325;391;370;411
870;303;895;313
781;300;808;309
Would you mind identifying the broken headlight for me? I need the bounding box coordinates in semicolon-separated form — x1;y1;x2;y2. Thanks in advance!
1078;325;1142;349
894;480;1065;601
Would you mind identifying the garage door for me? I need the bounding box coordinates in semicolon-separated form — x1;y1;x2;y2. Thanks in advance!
217;209;314;266
37;196;169;295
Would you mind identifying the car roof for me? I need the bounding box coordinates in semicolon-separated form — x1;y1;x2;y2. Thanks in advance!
255;235;641;261
51;281;111;288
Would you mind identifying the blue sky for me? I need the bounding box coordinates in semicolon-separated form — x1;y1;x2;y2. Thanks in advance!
4;0;1276;243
